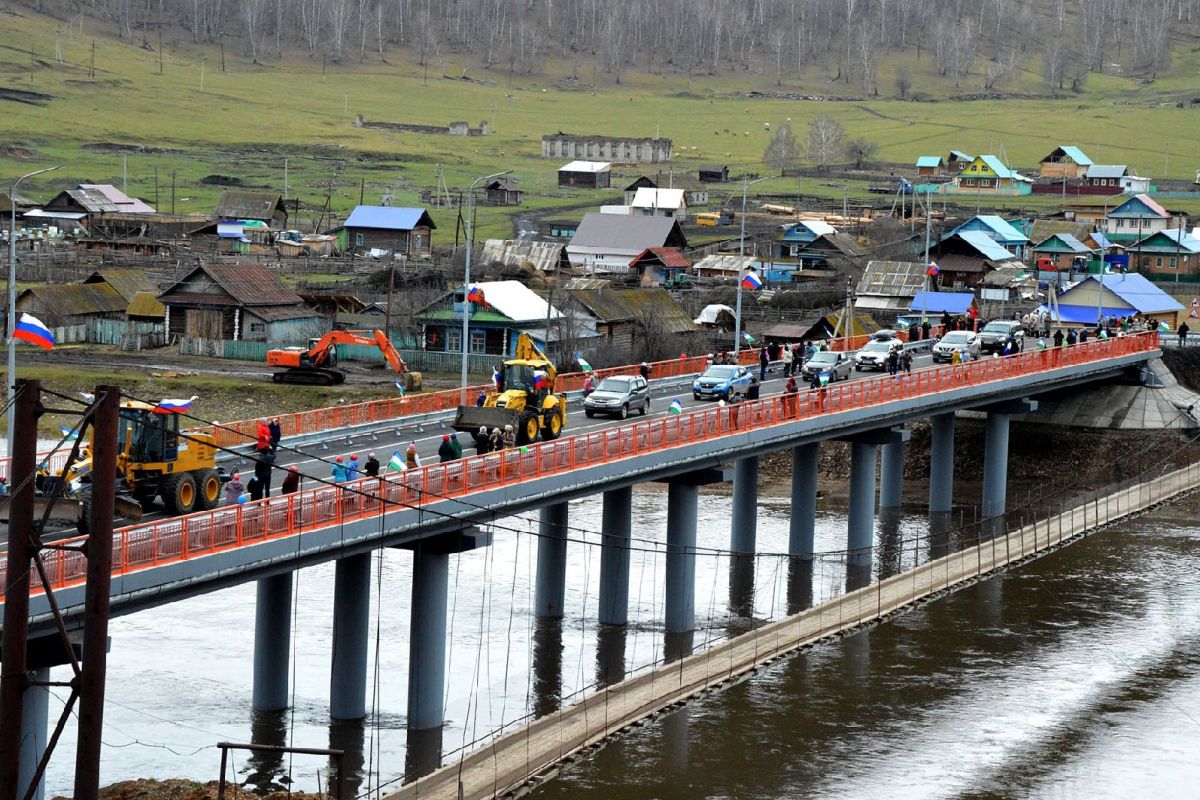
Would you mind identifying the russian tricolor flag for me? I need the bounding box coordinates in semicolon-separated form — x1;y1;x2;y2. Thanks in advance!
533;370;551;390
153;395;198;414
13;313;55;350
926;261;940;277
467;286;487;306
741;270;763;290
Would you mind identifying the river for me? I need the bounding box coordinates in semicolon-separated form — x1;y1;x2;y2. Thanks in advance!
38;486;1200;798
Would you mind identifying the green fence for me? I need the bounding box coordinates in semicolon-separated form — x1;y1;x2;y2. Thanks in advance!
181;337;497;374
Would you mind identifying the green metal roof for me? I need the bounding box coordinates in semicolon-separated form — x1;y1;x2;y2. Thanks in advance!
418;309;513;323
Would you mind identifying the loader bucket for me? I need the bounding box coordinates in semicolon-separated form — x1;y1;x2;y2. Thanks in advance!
452;405;520;434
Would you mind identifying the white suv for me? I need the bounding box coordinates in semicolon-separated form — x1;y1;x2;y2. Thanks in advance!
854;333;902;371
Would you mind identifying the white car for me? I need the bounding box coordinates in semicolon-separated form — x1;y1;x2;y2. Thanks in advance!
854;338;902;371
932;330;981;363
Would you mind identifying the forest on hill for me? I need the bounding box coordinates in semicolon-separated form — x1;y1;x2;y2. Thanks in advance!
18;0;1200;96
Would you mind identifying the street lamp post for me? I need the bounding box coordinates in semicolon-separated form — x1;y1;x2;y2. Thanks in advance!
460;170;511;401
7;165;59;458
734;175;770;357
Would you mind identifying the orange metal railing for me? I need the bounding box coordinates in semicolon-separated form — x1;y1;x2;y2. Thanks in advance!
0;333;1158;606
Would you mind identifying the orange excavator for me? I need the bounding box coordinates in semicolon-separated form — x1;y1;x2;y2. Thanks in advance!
266;329;421;389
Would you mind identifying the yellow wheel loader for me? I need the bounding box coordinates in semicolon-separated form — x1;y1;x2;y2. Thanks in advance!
37;400;222;532
452;334;567;446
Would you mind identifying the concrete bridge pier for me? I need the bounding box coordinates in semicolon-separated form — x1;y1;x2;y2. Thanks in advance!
731;456;759;554
252;572;294;712
662;468;726;634
598;486;633;626
330;552;372;720
928;413;956;532
789;444;820;559
19;667;49;800
980;400;1037;538
843;428;908;566
399;529;491;733
879;434;907;512
535;502;570;619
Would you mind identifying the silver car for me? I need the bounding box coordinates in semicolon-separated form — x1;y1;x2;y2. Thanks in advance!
931;330;981;363
584;375;650;419
801;350;853;382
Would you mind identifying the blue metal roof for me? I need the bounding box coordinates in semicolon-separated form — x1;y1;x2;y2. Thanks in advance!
1062;274;1185;314
1054;146;1093;166
910;291;975;314
344;205;434;230
956;230;1019;261
946;215;1029;245
949;151;973;161
1091;231;1113;249
1033;233;1093;254
916;156;942;168
977;155;1016;179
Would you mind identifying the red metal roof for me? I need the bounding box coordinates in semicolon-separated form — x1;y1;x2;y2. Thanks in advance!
628;246;690;269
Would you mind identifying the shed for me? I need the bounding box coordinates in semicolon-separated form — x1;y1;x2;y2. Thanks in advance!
627;247;690;286
855;261;928;313
158;262;321;342
82;269;160;304
340;205;436;257
557;161;611;189
1041;273;1184;327
16;283;127;327
915;156;944;176
214;191;288;228
126;291;166;322
698;165;730;183
801;308;877;340
485;178;522;206
566;214;687;272
478;238;568;273
562;280;693;360
909;291;976;316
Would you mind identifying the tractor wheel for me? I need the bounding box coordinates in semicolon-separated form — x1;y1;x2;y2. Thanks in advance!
135;487;158;512
543;410;563;440
518;410;540;445
161;472;199;516
77;493;92;536
194;469;221;511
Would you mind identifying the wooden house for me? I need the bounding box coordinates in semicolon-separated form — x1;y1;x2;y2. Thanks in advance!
942;215;1029;259
1104;194;1176;243
485;178;522;206
1030;233;1094;271
1043;273;1183;327
214;190;288;228
339;206;436;257
698;165;730;183
565;214;687;273
627;247;690;286
561;279;694;360
38;184;155;230
623;176;658;205
775;220;836;258
933;231;1021;288
557;161;611;189
1038;146;1093;179
1128;229;1200;276
954;155;1024;191
416;280;565;357
629;188;688;220
946;151;973;173
157;262;322;342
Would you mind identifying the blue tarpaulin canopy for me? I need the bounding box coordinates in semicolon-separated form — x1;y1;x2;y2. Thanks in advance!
1038;305;1141;325
910;291;975;315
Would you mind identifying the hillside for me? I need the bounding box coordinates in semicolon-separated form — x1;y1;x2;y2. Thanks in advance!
2;0;1199;238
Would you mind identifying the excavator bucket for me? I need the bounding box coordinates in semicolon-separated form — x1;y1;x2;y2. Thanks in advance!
452;405;520;435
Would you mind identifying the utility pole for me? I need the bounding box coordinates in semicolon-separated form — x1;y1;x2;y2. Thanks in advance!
170;170;176;215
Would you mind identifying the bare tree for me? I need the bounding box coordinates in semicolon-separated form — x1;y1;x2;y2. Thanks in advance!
763;122;799;173
844;136;878;169
806;114;845;170
895;67;912;99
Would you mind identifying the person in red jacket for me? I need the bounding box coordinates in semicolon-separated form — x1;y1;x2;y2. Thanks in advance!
256;418;271;453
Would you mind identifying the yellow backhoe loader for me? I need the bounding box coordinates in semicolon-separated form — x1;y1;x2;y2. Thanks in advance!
452;334;566;445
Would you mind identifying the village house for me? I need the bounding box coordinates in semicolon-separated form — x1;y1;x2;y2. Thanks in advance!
854;260;929;317
1085;165;1151;194
1038;146;1093;179
698;165;730;183
16;282;130;328
623;176;658;205
34;184;155;231
157;262;321;342
953;155;1028;192
416;280;568;357
557;161;612;189
1041;273;1183;328
1103;194;1179;243
626;247;690;286
942;215;1029;259
932;230;1021;288
565;214;687;273
1127;229;1200;277
484;178;522;206
214;190;288;228
946;151;974;172
337;205;436;258
1029;233;1095;272
915;156;944;177
775;220;837;258
629;187;688;220
560;278;694;361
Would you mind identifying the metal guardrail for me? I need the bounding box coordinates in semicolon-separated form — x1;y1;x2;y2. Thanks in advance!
0;333;1159;605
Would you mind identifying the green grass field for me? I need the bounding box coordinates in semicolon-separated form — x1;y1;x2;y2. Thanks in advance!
3;7;1199;238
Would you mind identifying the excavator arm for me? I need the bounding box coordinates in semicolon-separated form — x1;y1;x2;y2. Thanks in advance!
510;333;556;383
268;329;419;388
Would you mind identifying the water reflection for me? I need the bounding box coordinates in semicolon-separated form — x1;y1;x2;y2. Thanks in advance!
660;707;691;776
845;560;871;593
728;554;755;618
595;624;627;688
532;618;563;717
877;508;903;580
663;631;694;664
787;557;814;615
242;710;288;794
403;725;443;783
328;718;365;798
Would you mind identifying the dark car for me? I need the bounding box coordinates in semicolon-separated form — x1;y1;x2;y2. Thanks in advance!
800;350;852;382
583;375;650;419
978;320;1025;354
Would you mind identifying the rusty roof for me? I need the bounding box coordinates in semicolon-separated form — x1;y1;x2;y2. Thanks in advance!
215;190;286;221
84;269;160;303
628;247;690;269
568;285;694;333
158;262;307;308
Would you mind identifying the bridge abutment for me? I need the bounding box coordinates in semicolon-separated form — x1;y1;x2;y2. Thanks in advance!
330;552;372;720
789;443;820;558
535;503;570;619
731;456;759;554
252;572;293;712
599;487;633;626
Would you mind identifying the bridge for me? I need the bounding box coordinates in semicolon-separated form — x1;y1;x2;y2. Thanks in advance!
0;332;1162;798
